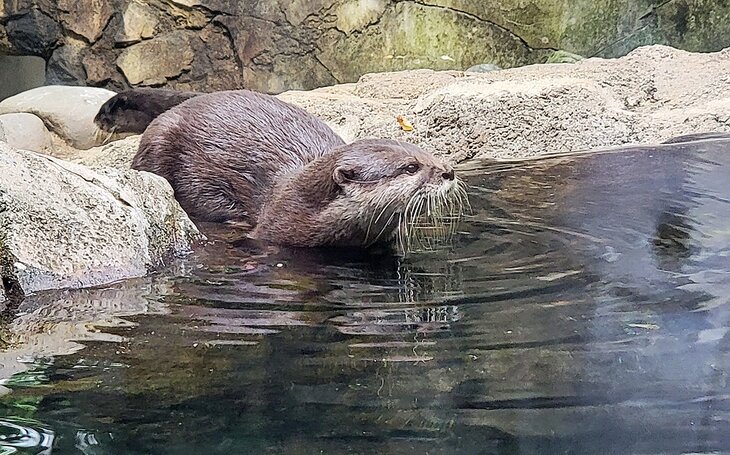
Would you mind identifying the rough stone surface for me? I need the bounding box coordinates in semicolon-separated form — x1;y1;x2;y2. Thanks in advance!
3;9;61;57
74;135;142;170
0;85;115;149
116;31;196;86
2;0;730;93
116;1;159;44
278;45;730;160
0;142;201;296
57;0;113;43
0;112;54;153
46;38;88;85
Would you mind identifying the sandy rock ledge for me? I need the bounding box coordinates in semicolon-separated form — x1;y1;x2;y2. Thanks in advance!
0;142;202;299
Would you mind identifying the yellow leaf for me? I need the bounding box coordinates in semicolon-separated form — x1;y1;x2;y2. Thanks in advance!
396;115;414;132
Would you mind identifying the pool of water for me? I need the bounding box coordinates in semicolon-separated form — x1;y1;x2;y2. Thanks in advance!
1;137;729;454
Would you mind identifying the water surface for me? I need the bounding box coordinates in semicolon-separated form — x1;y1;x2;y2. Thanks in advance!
1;137;729;454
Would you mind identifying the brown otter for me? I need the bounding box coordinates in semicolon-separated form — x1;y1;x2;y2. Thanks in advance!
94;88;200;136
132;90;466;249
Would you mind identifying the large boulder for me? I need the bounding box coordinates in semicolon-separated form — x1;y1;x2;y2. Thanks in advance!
0;85;115;150
280;45;730;160
0;142;202;297
0;112;54;153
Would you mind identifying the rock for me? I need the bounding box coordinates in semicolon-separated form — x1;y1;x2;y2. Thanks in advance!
116;31;195;85
0;85;115;150
74;135;141;170
335;0;387;34
546;50;585;64
46;38;88;85
465;63;501;73
0;142;201;296
116;1;159;44
0;55;46;101
4;10;61;57
280;45;730;160
57;0;113;43
353;69;463;100
0;113;54;153
317;1;547;84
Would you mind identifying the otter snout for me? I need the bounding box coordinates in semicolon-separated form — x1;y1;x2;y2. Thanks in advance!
433;163;455;182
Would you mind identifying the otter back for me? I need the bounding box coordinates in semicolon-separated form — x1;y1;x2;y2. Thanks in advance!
132;89;345;223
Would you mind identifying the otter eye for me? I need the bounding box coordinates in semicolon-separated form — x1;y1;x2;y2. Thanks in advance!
404;163;420;174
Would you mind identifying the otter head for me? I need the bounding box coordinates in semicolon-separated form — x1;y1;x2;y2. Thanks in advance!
93;93;140;145
256;138;468;250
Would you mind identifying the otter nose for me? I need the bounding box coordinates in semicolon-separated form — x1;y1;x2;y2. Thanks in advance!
441;168;455;181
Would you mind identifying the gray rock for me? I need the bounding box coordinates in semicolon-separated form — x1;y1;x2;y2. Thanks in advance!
46;40;88;85
0;142;202;296
0;112;54;153
465;63;502;73
3;0;730;94
4;10;61;57
0;85;115;150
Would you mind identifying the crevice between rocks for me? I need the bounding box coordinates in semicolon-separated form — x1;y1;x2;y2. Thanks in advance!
312;51;340;83
0;235;24;305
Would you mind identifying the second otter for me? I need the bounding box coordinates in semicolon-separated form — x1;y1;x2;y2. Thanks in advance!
132;90;466;249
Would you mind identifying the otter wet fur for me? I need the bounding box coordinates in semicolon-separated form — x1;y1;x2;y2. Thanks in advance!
132;89;468;250
94;88;200;140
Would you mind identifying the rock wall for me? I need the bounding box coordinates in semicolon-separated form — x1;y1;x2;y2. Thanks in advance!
1;0;730;94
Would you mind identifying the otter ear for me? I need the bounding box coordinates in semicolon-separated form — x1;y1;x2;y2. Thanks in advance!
333;166;356;185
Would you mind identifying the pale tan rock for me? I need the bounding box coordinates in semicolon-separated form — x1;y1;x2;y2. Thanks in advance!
0;85;115;150
116;1;159;44
57;0;113;42
282;0;332;25
335;0;387;34
282;45;730;160
0;142;201;295
116;30;195;85
74;135;142;170
353;69;464;100
0;112;54;153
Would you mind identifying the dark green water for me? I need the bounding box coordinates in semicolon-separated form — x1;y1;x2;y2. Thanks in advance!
1;137;729;454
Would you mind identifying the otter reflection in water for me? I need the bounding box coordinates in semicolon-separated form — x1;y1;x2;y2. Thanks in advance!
131;89;467;251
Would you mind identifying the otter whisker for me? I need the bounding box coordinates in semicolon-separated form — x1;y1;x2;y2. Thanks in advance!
102;126;117;145
369;205;401;246
364;193;402;245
